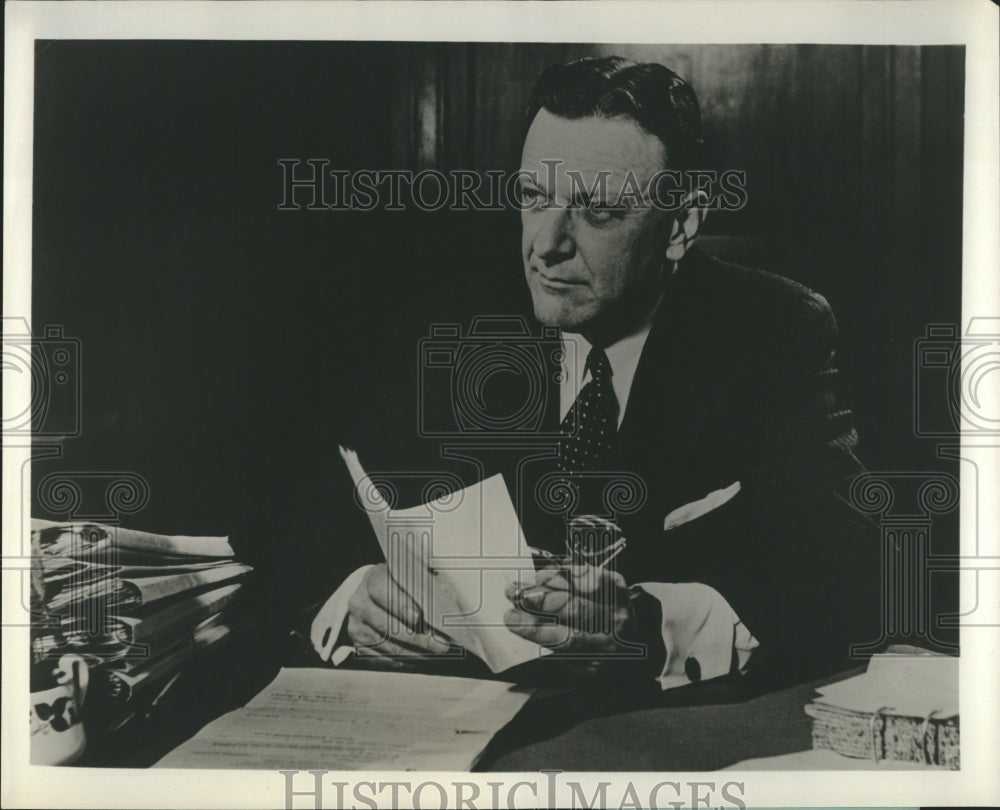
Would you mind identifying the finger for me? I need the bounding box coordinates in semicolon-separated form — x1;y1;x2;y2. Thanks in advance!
503;607;535;638
505;576;542;602
542;591;631;635
348;585;388;640
356;632;445;658
504;606;547;636
353;641;407;665
507;572;563;599
514;591;598;630
354;643;423;669
570;564;626;595
351;611;451;655
540;589;572;614
366;567;425;631
393;624;452;654
514;585;547;604
505;578;531;601
516;587;572;616
350;592;450;654
549;594;608;629
505;569;570;606
384;621;452;654
534;568;570;589
347;604;392;647
504;608;573;646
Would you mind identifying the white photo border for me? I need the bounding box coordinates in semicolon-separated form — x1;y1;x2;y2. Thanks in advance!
4;1;998;808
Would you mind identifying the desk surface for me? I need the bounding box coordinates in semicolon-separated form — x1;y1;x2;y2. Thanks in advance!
79;635;854;771
478;673;840;771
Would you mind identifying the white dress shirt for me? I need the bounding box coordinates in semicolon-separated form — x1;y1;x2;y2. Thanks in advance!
559;324;650;428
311;301;759;689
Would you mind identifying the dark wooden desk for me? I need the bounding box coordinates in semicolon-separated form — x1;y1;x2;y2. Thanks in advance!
78;634;852;771
477;673;846;771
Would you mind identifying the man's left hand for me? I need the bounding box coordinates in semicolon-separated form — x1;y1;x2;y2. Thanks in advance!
503;564;635;654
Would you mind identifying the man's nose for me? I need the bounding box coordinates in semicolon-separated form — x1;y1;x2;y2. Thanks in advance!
531;206;575;265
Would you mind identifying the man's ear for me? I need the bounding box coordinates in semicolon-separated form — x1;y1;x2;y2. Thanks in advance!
665;189;708;263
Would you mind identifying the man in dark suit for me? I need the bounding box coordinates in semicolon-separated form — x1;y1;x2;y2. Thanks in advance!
300;56;880;690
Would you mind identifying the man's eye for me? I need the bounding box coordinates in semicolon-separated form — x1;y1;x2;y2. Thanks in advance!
518;187;545;209
583;201;624;224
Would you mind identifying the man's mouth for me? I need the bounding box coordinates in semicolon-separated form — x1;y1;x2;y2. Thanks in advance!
536;272;586;291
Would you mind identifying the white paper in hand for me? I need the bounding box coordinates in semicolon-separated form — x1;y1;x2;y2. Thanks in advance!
338;446;547;673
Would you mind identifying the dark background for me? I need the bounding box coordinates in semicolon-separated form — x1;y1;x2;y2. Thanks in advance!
31;43;964;619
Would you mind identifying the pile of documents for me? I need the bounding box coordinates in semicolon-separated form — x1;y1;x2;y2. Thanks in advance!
30;519;252;726
805;650;959;769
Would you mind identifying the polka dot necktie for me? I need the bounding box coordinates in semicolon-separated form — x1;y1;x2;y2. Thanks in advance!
557;347;619;472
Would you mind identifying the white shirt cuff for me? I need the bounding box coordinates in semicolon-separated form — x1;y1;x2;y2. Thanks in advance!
635;582;759;690
310;564;374;665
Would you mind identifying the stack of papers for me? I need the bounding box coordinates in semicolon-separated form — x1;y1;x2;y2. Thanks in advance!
31;520;252;719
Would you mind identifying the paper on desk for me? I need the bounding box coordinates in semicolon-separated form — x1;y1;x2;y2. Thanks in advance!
156;667;532;770
814;653;958;718
339;447;390;554
338;447;547;673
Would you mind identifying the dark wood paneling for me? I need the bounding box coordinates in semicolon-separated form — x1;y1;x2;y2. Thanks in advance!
31;42;963;534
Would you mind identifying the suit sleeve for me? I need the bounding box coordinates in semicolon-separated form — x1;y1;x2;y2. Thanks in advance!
656;291;881;686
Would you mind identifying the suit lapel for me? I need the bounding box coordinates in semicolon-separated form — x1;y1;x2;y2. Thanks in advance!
612;250;720;489
518;248;726;490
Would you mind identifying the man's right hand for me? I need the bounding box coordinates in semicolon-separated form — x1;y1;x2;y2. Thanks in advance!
346;563;452;664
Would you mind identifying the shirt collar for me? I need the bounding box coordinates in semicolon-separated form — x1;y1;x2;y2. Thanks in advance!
559;291;663;424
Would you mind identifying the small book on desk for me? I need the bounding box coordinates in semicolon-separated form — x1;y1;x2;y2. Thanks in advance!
805;648;959;769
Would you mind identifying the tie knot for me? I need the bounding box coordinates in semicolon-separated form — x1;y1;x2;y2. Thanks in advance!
586;347;612;383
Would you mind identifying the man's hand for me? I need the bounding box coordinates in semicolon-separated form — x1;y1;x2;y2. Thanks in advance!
503;564;636;655
347;563;452;665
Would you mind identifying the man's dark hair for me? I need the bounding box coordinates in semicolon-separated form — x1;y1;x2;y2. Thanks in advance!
526;56;704;170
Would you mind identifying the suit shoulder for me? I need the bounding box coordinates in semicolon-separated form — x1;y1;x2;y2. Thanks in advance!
685;250;838;346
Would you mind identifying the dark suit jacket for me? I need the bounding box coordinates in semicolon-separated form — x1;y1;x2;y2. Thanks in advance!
255;247;880;687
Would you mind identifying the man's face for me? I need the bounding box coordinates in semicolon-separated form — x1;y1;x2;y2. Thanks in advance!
520;110;673;335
